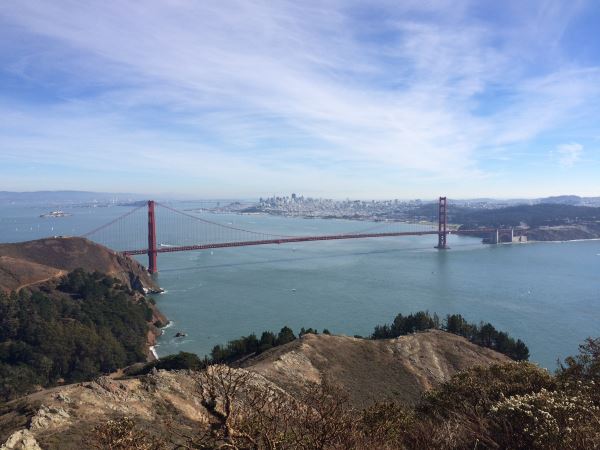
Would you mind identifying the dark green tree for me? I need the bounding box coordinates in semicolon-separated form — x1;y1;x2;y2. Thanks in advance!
277;326;296;345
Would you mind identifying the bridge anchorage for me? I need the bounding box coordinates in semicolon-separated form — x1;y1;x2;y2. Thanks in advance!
84;196;458;274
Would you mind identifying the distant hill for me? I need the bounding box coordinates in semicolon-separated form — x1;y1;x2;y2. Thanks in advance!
0;237;157;292
407;202;600;241
0;190;145;205
537;195;600;206
450;203;600;228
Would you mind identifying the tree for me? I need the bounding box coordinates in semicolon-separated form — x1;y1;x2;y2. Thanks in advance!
258;331;277;353
299;327;318;337
445;314;469;335
558;337;600;382
511;339;530;361
277;326;296;345
477;323;497;347
154;352;204;371
372;311;529;361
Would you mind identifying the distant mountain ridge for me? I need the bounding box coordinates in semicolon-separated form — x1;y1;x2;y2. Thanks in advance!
1;190;599;206
538;195;600;206
0;190;144;206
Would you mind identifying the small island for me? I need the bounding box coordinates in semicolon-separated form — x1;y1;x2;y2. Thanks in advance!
39;210;72;218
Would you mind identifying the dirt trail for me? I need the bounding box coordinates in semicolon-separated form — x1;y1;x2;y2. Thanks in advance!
15;270;68;292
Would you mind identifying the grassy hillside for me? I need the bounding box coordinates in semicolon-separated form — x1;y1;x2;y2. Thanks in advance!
0;237;158;293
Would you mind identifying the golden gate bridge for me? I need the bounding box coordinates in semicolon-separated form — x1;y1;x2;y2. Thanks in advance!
81;197;508;273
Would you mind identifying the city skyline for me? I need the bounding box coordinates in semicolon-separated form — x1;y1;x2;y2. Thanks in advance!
1;1;600;198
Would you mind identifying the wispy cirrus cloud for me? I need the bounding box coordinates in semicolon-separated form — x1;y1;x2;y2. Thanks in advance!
0;0;599;197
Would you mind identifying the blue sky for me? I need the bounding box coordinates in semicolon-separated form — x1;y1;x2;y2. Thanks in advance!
1;0;599;199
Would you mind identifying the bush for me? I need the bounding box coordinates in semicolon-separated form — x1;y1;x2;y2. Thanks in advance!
420;362;555;417
489;384;600;449
557;337;600;383
130;352;208;376
154;352;206;371
91;416;164;449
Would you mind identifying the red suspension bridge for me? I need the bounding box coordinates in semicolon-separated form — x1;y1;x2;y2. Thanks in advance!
81;197;511;273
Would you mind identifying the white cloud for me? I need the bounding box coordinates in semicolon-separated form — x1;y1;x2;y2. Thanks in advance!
555;143;583;167
0;1;599;196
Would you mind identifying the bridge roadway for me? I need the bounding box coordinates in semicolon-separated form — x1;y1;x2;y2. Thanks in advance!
121;228;499;256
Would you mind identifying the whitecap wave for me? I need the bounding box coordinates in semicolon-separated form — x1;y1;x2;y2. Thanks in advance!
160;321;174;335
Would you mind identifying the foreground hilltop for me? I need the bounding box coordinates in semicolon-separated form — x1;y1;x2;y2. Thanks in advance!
0;237;157;292
0;330;508;449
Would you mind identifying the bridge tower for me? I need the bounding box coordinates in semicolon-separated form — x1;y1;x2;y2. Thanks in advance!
435;196;449;249
147;200;158;273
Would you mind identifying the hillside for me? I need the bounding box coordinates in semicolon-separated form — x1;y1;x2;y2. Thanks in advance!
410;203;600;242
0;237;158;293
0;238;167;403
0;330;509;449
243;330;509;407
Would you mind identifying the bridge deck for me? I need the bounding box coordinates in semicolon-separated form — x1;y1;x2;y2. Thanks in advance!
121;229;499;255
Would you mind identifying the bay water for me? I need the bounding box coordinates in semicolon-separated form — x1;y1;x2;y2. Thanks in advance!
1;202;598;369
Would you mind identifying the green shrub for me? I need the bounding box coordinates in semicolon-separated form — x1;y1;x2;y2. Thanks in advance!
420;362;555;416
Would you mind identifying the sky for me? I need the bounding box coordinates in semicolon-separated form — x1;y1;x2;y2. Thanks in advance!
1;0;599;199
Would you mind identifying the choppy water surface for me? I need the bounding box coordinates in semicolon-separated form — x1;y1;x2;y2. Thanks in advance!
1;203;598;368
